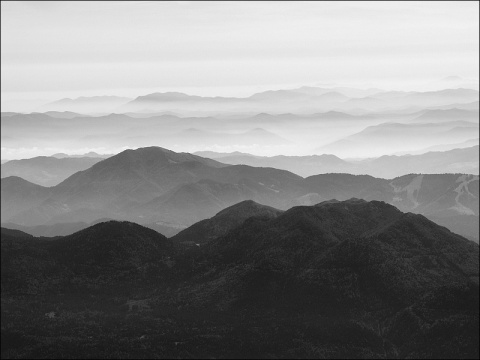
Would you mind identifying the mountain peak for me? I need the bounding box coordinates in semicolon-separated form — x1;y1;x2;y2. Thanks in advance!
215;199;282;218
133;92;198;102
52;147;229;204
51;220;172;268
172;200;283;245
315;197;367;207
89;146;225;171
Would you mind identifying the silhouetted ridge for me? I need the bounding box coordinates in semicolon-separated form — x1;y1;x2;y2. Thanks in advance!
215;199;282;218
89;146;226;170
262;199;403;246
1;176;53;224
172;200;283;245
50;220;171;269
54;146;227;194
1;220;176;295
133;92;202;102
191;199;478;317
1;227;34;239
2;198;479;358
315;198;367;206
1;176;49;190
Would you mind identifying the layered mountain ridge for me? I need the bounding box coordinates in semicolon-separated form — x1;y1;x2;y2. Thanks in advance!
2;147;478;242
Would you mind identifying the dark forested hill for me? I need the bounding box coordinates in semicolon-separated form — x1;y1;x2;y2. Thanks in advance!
1;199;478;358
171;200;283;245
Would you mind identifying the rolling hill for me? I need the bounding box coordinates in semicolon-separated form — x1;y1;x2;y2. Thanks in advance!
1;199;478;358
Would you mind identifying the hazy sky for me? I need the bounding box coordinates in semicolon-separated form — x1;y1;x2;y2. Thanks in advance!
1;1;479;111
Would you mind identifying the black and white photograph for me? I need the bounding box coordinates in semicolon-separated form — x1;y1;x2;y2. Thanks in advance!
1;1;479;358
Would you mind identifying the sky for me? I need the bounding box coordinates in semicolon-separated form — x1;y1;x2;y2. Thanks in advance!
1;1;479;111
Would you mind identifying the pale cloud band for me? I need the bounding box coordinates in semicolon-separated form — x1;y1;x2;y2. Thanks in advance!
1;1;478;110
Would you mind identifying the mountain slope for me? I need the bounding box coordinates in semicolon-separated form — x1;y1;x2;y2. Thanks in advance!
168;127;290;147
1;176;52;223
1;200;478;358
120;87;478;115
199;146;479;178
172;200;283;245
363;145;479;178
170;199;478;357
411;108;479;123
6;147;306;227
50;221;171;269
303;173;480;241
317;121;479;157
203;153;352;177
1;156;103;186
1;221;173;294
3;147;478;241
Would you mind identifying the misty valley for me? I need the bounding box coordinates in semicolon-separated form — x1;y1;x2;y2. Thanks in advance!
1;81;479;359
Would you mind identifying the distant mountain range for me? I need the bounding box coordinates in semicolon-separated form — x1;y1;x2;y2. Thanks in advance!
316;121;478;157
3;86;478;158
1;112;295;155
197;145;479;179
39;111;91;119
51;151;113;159
2;198;478;358
34;87;479;116
118;87;479;114
409;108;479;123
2;146;478;242
38;96;133;114
166;127;290;148
3;142;476;190
393;138;479;155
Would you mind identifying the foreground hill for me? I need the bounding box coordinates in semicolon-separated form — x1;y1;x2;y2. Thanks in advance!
2;199;477;358
1;221;96;238
50;221;172;270
188;199;478;308
172;199;478;357
172;200;283;245
304;173;479;241
1;221;173;294
1;219;184;238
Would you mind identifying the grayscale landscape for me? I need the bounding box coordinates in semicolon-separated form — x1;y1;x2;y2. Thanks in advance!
1;2;479;359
